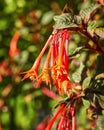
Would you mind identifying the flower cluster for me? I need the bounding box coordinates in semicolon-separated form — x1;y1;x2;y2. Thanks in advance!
45;103;76;130
23;29;72;95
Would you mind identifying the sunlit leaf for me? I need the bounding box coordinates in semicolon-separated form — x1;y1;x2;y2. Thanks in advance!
95;73;104;80
82;76;91;90
79;4;100;21
74;15;82;25
97;116;104;128
87;20;101;36
94;28;104;38
72;72;81;83
53;13;77;29
41;11;55;25
72;63;84;83
82;98;90;108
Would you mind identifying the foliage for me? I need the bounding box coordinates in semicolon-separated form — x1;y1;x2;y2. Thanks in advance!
0;0;104;130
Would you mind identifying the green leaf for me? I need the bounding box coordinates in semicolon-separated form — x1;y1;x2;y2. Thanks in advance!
53;13;77;29
72;63;84;83
74;15;82;25
87;20;100;36
89;78;104;95
97;95;104;109
96;55;104;75
94;28;104;38
82;98;90;108
72;72;81;83
79;4;100;21
95;73;104;80
69;46;84;57
97;116;104;128
82;77;91;90
41;11;55;25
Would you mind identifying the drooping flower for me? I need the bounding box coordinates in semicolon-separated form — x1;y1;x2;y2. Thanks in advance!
9;32;20;57
45;103;66;130
36;47;51;87
51;29;71;95
51;64;71;95
57;109;72;130
23;29;71;95
45;102;76;130
22;32;53;81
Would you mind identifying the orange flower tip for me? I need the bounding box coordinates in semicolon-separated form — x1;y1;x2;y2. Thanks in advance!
9;49;20;57
21;70;38;81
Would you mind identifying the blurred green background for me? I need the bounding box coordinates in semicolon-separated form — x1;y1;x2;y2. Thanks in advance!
0;0;102;130
0;0;65;130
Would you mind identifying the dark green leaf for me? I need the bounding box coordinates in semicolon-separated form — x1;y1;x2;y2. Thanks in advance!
79;4;100;21
97;95;104;109
96;55;104;75
53;13;77;29
89;78;104;95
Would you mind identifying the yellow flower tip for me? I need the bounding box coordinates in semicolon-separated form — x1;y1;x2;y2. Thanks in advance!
37;69;51;87
72;83;82;90
58;79;71;95
51;64;71;94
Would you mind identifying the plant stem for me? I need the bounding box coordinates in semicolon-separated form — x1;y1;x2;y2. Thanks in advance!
68;27;104;55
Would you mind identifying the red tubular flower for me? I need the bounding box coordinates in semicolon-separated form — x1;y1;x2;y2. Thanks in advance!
35;117;50;130
69;107;76;130
9;32;20;57
63;35;69;71
36;47;51;87
51;37;58;66
22;32;53;81
51;65;71;94
45;103;66;130
51;29;71;95
23;29;71;95
57;109;72;130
